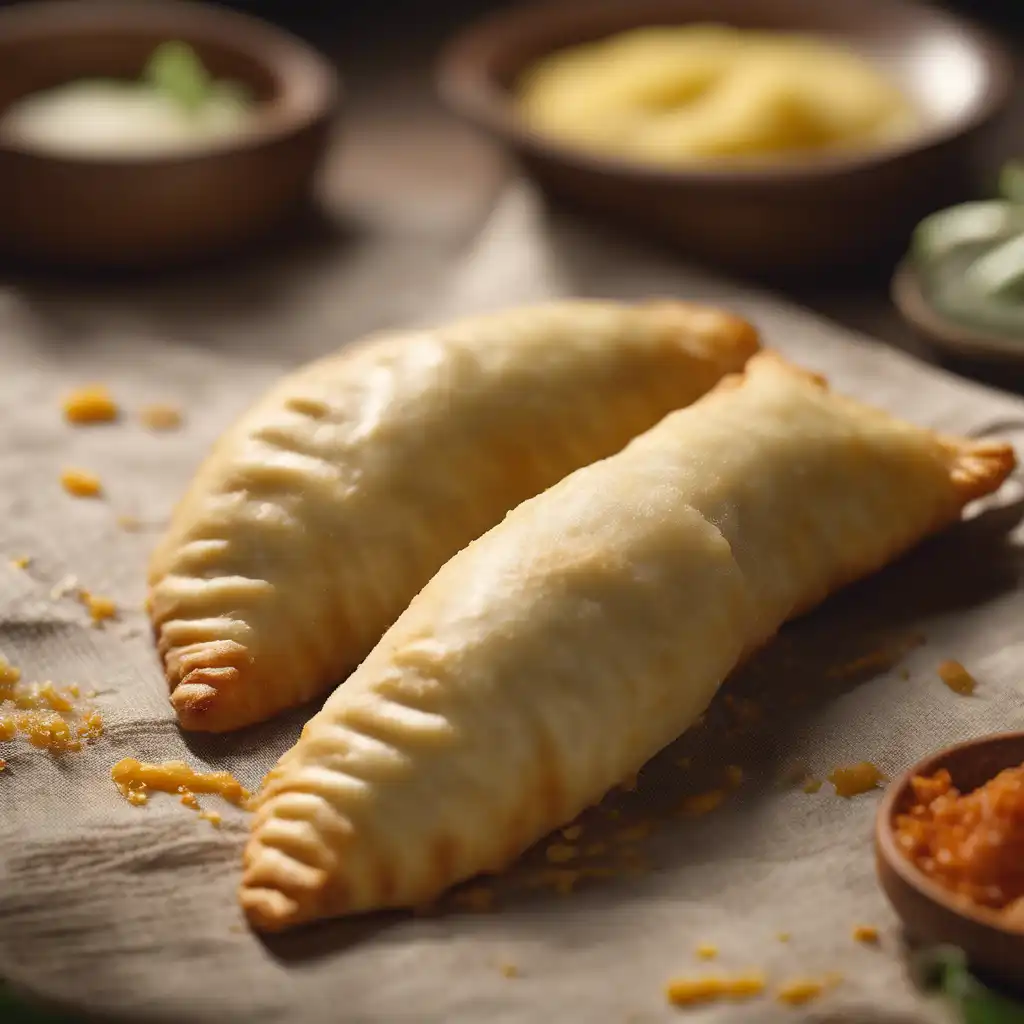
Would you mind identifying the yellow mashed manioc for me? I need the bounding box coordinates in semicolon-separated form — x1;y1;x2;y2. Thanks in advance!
517;25;916;166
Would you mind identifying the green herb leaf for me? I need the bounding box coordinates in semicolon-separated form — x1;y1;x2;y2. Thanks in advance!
912;947;1024;1024
143;40;213;114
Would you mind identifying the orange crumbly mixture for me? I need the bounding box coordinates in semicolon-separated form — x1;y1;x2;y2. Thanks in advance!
852;924;879;944
0;655;104;754
937;660;976;696
696;944;719;960
10;556;30;570
894;765;1024;914
665;973;766;1006
79;591;117;624
62;385;119;424
111;758;250;809
828;762;886;797
140;403;183;431
61;468;102;498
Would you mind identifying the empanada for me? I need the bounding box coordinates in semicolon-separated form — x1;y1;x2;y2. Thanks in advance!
148;300;758;732
240;352;1014;931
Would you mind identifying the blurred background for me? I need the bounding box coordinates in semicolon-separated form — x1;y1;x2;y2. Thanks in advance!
1;0;1024;376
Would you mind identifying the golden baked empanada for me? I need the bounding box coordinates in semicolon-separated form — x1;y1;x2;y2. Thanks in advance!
148;300;758;732
240;352;1014;931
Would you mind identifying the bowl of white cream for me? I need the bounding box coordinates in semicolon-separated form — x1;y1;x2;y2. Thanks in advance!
0;0;340;269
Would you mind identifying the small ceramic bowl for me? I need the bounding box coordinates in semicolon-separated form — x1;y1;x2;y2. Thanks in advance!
438;0;1013;280
875;732;1024;990
893;261;1024;364
0;0;340;270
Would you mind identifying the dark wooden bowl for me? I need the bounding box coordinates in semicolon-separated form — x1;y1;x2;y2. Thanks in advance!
438;0;1014;281
0;0;340;270
875;732;1024;990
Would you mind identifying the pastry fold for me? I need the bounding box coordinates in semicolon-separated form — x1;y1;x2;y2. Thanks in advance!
148;300;758;732
240;352;1015;931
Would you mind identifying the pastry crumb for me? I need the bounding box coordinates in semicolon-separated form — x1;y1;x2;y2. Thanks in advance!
63;385;118;424
0;658;103;755
776;932;791;943
80;591;117;625
665;973;766;1006
499;963;519;978
828;762;886;798
776;975;841;1005
10;555;30;570
178;786;200;810
140;403;183;431
111;758;249;808
802;777;823;794
61;468;102;498
199;810;223;827
0;757;6;772
852;924;879;944
937;660;975;696
696;943;719;960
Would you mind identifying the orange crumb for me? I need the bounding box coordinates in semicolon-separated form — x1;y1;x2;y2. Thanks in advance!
561;824;583;841
852;924;879;944
10;556;30;570
61;468;102;498
453;887;495;912
678;789;726;816
696;944;719;960
111;759;249;806
0;758;6;771
499;963;519;978
76;710;104;741
545;843;578;864
63;385;118;424
79;591;117;624
140;403;183;431
0;667;102;754
802;778;823;794
666;973;766;1006
178;787;200;810
198;810;222;827
776;933;791;943
776;980;825;1005
828;762;886;798
937;660;976;696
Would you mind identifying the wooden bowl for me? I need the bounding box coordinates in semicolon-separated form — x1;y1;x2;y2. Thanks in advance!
875;732;1024;990
893;261;1024;364
0;0;340;270
438;0;1014;281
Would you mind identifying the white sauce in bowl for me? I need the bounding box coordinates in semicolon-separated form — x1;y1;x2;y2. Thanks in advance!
1;80;253;158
